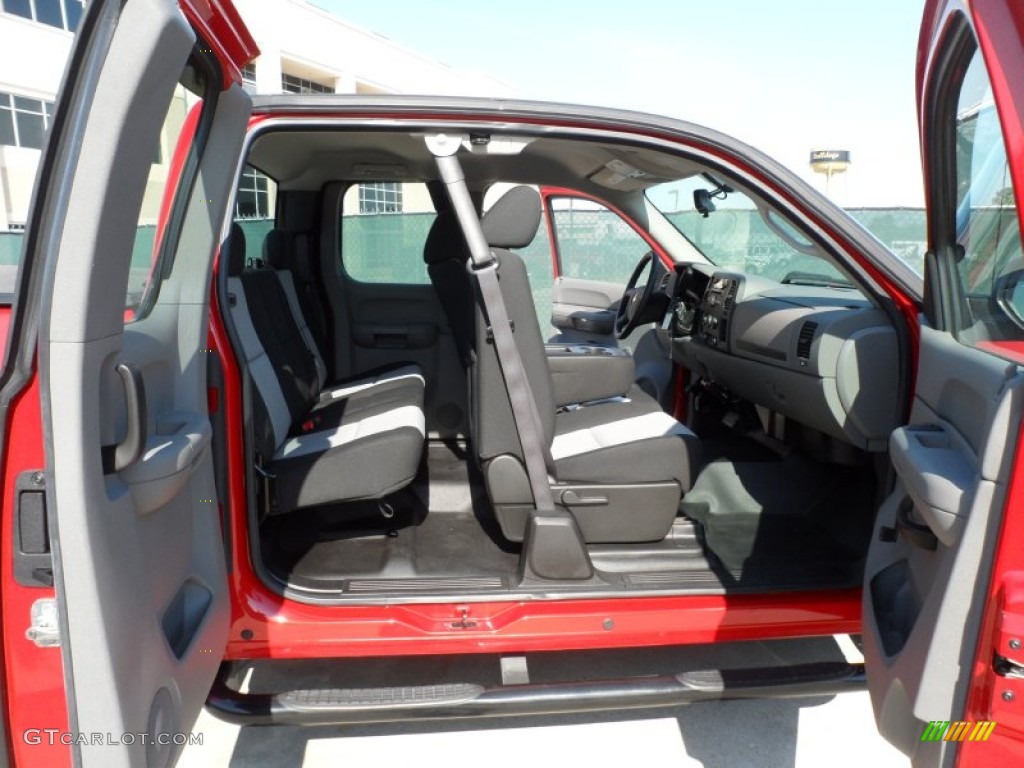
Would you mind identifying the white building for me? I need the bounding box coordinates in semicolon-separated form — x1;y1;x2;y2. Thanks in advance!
0;0;514;231
234;0;513;99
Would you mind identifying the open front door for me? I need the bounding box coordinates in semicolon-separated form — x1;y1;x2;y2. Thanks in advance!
863;2;1024;764
19;1;255;766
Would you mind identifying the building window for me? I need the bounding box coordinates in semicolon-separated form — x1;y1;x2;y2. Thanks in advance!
235;167;274;220
1;0;84;32
0;91;54;150
281;73;333;94
241;63;257;94
358;182;403;214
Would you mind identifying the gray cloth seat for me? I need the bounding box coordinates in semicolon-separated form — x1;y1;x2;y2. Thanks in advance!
458;187;701;543
423;207;474;368
551;389;694;488
225;224;425;514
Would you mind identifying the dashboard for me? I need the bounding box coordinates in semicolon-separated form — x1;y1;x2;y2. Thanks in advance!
666;264;901;451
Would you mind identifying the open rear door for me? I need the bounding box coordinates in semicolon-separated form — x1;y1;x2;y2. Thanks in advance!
16;1;255;766
862;1;1024;764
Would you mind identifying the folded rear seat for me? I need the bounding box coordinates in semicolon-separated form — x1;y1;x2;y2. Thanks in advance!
224;224;425;514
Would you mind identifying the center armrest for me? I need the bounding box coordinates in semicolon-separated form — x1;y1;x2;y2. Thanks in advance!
545;344;635;406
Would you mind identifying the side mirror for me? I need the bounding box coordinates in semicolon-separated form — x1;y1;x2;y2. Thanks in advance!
694;189;716;218
997;268;1024;330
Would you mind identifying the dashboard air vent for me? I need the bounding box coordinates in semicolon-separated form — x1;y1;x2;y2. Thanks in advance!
722;281;738;316
797;321;818;360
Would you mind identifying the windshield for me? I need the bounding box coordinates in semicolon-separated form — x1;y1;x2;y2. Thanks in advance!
646;176;850;286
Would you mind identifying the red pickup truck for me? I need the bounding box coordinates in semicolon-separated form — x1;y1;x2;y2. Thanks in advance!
2;1;1023;766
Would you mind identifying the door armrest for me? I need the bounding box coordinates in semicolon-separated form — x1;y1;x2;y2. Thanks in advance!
889;424;976;547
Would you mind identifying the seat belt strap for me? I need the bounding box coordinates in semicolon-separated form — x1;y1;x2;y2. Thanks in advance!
475;260;557;479
433;151;555;512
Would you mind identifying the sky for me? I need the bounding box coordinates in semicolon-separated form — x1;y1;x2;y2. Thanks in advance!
313;0;927;208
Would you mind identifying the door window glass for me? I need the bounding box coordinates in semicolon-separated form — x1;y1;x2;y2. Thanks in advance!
126;59;215;319
949;47;1024;340
550;196;648;285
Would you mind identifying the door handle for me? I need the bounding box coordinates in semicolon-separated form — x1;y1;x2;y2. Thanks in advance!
353;323;438;349
102;362;147;474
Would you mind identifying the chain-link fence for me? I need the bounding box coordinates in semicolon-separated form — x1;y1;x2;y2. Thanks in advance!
0;208;928;326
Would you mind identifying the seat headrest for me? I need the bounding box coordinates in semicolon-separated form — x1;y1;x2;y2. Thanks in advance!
263;229;289;270
482;186;541;250
423;210;469;266
227;222;246;276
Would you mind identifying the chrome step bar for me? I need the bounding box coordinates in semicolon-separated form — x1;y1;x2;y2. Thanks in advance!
207;660;866;726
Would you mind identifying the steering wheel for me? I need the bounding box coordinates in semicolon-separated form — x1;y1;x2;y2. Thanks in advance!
615;251;660;339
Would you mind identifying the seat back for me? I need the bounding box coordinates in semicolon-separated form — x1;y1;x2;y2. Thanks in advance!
226;223;322;458
423;209;474;368
471;187;557;463
264;228;329;390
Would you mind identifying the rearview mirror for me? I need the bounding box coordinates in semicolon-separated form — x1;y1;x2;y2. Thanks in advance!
694;189;716;218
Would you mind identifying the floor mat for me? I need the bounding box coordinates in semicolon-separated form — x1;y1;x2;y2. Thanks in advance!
274;509;521;587
680;454;876;585
261;442;520;589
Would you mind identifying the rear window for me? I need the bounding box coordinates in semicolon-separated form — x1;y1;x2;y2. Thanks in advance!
339;181;435;284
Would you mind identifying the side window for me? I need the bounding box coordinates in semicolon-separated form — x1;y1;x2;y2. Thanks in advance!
127;58;216;318
947;45;1024;339
339;181;434;284
550;196;649;285
233;165;277;265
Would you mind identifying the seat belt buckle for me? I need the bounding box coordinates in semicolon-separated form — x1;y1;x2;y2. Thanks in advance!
300;415;321;433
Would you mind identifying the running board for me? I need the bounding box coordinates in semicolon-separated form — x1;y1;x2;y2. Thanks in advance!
207;660;865;726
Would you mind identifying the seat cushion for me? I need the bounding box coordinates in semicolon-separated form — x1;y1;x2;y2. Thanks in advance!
318;363;425;403
298;369;424;437
270;398;425;512
270;363;426;512
552;393;700;491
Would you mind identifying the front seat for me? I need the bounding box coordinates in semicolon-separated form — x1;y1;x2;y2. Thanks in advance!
467;186;700;544
423;204;473;369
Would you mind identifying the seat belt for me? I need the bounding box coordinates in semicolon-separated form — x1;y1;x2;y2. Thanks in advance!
430;139;594;582
432;153;556;512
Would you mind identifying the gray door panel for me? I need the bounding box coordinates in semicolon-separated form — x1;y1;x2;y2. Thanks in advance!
337;281;467;439
35;3;250;764
551;277;675;405
550;276;622;344
321;183;468;439
863;325;1023;763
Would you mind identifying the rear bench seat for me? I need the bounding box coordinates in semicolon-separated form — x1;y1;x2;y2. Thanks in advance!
224;223;425;514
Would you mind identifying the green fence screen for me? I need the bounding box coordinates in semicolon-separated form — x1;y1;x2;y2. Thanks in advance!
0;208;927;332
